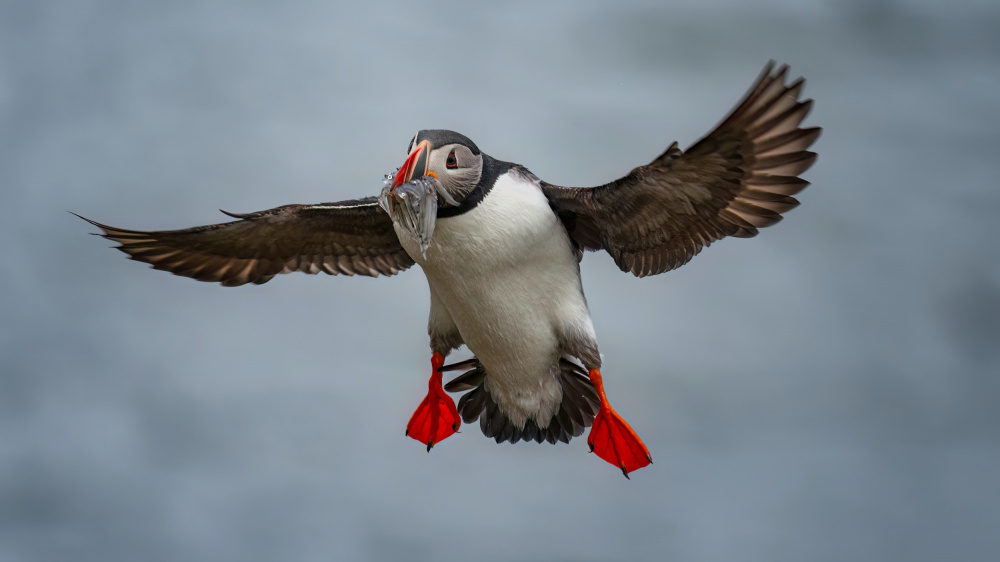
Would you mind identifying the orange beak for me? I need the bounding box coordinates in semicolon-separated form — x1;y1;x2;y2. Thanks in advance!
392;140;431;188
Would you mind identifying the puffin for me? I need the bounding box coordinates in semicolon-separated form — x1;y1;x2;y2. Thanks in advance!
77;62;819;477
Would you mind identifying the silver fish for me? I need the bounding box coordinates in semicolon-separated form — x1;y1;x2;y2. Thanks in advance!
378;173;439;258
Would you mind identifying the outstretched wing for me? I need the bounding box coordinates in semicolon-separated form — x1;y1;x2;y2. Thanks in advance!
77;197;414;286
541;61;821;277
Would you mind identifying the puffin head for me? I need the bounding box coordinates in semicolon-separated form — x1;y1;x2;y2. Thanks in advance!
392;129;484;207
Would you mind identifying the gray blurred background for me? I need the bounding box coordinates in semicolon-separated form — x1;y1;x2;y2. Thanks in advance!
2;1;998;561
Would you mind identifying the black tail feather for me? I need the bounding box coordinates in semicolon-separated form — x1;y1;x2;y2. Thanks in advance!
444;356;600;445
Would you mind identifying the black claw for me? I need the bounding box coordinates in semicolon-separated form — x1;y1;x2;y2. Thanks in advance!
405;429;409;437
647;455;653;464
621;467;630;479
588;441;595;453
426;441;434;452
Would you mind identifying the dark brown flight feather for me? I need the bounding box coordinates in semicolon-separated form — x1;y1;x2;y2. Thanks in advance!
542;61;821;277
74;197;414;286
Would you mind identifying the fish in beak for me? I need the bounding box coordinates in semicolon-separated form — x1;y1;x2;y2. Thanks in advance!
379;140;439;258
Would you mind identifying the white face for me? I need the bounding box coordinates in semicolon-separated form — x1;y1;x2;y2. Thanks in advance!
424;142;482;203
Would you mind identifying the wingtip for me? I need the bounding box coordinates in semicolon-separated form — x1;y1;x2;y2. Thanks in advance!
762;60;806;86
70;211;98;227
70;211;113;235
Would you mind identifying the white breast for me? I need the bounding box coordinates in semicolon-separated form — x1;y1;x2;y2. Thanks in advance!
396;171;596;426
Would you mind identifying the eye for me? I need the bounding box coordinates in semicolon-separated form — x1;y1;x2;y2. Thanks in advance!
445;150;458;169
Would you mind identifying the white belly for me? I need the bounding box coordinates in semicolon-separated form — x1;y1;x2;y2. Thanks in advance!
396;172;595;425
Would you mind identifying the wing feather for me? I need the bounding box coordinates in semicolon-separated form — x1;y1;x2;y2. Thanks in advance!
542;62;821;277
76;197;414;286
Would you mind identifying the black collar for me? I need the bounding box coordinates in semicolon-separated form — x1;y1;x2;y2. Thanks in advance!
437;154;514;218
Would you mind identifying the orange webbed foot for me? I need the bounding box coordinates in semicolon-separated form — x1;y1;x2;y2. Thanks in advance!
586;369;652;478
406;353;461;451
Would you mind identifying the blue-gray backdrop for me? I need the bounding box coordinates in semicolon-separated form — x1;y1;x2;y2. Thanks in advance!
2;1;998;561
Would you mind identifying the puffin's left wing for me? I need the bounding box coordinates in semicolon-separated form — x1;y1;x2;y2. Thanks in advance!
76;197;414;286
541;62;820;277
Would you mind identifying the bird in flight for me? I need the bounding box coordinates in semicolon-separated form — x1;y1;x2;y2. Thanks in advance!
78;62;819;478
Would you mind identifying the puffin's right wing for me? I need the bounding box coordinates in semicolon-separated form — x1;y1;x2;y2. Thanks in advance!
541;62;820;277
76;197;414;286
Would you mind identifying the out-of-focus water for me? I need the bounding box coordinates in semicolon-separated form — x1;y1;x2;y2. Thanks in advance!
2;1;998;561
